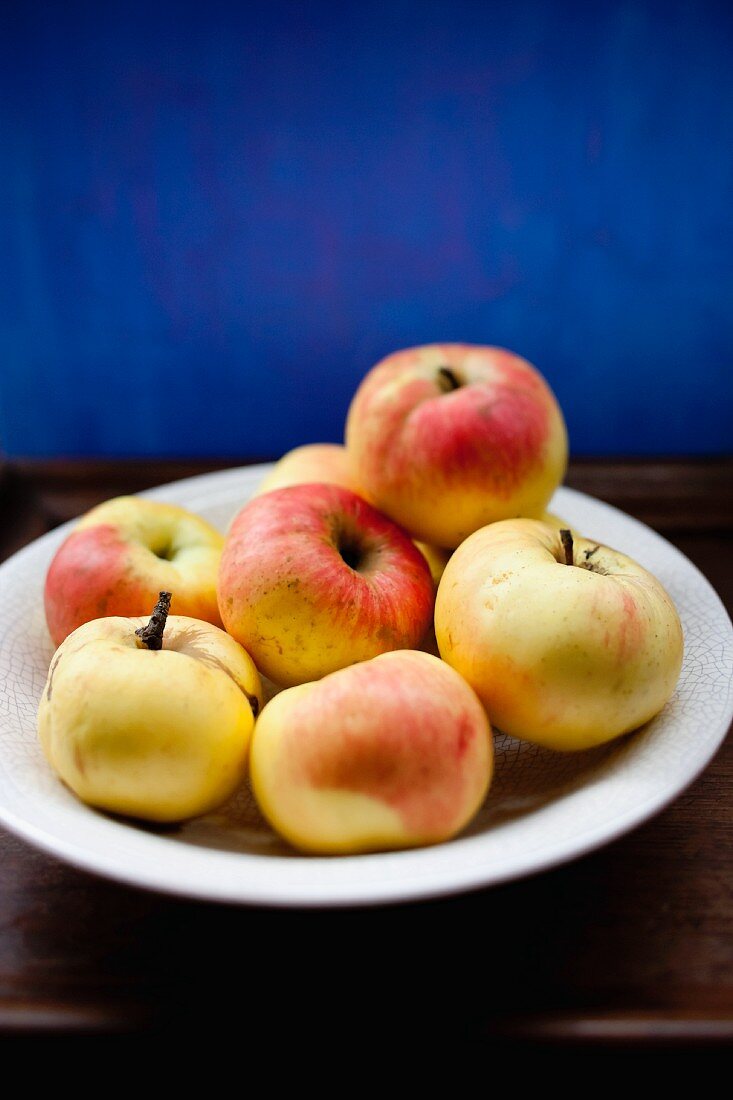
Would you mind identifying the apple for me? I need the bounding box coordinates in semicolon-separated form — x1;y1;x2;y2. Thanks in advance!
38;593;263;822
218;483;435;686
250;650;493;853
254;443;358;497
254;442;451;585
44;496;224;646
345;343;568;548
540;510;577;536
435;519;684;750
413;542;451;587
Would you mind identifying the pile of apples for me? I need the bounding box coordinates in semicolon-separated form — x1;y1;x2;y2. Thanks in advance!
39;344;684;854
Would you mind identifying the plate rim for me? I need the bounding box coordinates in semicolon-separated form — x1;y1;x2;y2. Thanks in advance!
0;466;730;908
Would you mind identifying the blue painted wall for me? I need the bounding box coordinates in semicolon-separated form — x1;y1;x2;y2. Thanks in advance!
2;0;732;457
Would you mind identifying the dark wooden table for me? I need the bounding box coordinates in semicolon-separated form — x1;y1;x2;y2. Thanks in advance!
0;458;731;1049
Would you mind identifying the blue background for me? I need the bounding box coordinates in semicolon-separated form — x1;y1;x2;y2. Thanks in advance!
2;0;732;458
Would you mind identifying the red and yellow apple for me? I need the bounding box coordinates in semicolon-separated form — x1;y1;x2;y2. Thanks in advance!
254;442;451;586
38;597;262;822
345;344;568;548
435;519;684;750
218;483;435;686
250;650;493;854
44;496;224;646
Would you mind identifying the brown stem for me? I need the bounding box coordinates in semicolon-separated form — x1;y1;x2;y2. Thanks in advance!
135;591;172;650
560;529;574;566
437;366;461;392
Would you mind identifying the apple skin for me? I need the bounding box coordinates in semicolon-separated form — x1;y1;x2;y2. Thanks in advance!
44;496;225;646
435;519;684;750
254;442;451;585
38;615;263;822
254;443;358;497
345;344;568;548
540;510;577;536
218;483;435;687
250;650;493;854
413;541;451;587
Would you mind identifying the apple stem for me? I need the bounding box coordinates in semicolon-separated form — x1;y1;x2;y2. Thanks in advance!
135;591;172;650
437;366;461;392
560;529;574;566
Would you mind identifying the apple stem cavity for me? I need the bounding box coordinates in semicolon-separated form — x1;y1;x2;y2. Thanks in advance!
437;366;461;393
135;591;172;651
338;537;363;571
560;529;574;567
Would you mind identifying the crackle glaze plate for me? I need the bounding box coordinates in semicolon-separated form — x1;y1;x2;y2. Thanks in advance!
0;464;731;907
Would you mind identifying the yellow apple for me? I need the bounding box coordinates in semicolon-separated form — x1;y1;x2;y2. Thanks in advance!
539;510;577;535
44;496;224;645
38;594;263;822
435;519;683;750
254;443;358;497
413;541;451;586
250;650;493;854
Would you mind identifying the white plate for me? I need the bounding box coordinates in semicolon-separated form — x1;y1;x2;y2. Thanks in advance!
0;465;731;907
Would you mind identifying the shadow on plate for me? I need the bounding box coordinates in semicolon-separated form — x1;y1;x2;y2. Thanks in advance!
142;724;644;858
